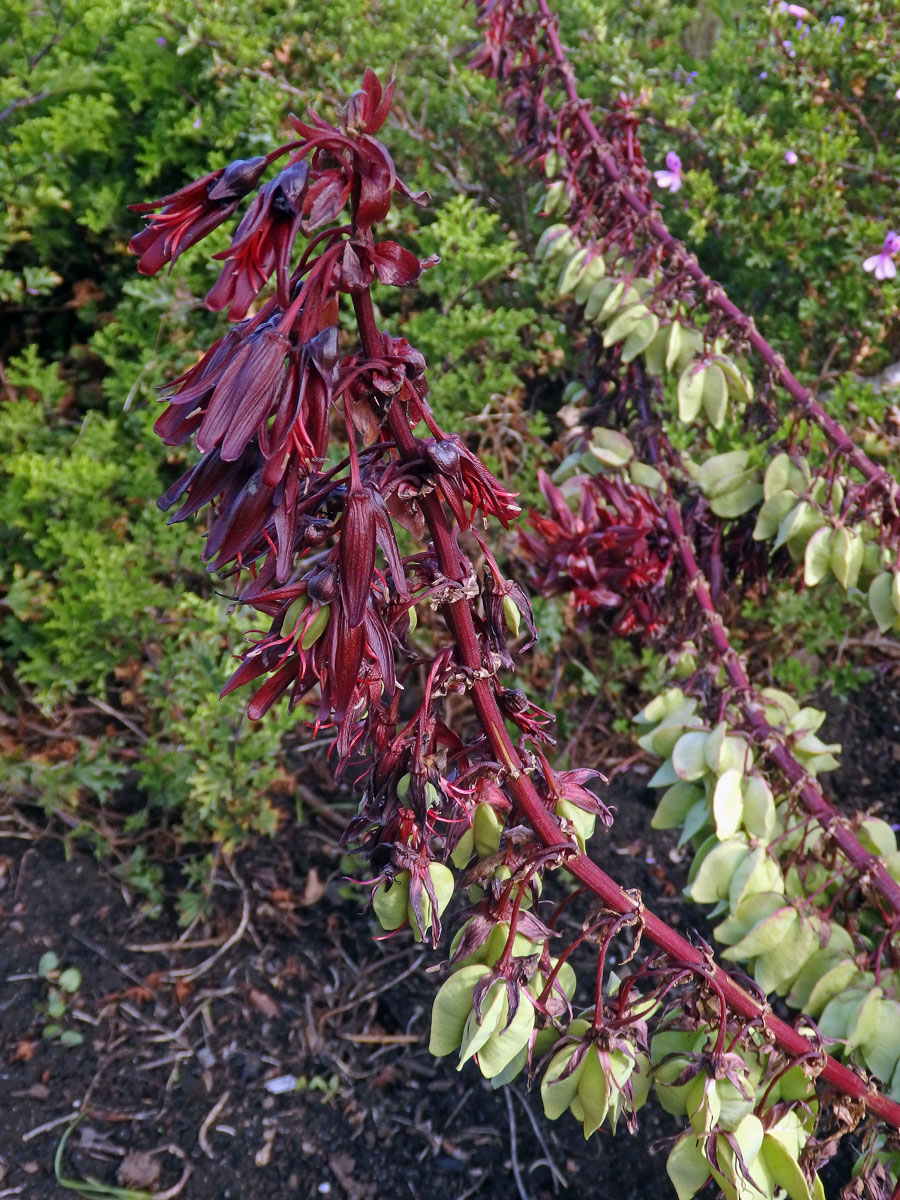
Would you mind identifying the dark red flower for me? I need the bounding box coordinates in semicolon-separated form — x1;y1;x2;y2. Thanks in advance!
129;156;268;275
521;470;672;635
207;161;310;319
425;435;522;529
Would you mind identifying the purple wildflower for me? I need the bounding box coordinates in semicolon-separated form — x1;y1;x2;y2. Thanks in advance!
828;14;845;27
784;149;798;165
653;151;682;193
863;231;900;281
776;1;813;16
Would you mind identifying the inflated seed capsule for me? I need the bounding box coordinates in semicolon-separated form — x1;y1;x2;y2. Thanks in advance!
280;594;309;635
502;593;521;638
473;803;503;858
677;360;707;423
573;255;606;305
539;180;568;217
300;604;331;649
557;247;591;294
372;870;411;931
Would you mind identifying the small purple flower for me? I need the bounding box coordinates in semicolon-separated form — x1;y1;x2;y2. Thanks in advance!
775;1;813;16
783;39;796;57
759;70;768;79
156;35;167;46
863;231;900;281
193;116;202;129
784;149;798;165
653;151;682;193
827;14;845;27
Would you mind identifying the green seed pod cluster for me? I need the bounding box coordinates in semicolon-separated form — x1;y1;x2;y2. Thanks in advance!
551;427;665;495
540;1018;652;1136
636;687;900;1093
428;958;576;1083
371;862;454;942
749;453;900;631
676;354;752;430
691;450;763;519
537;224;756;432
450;801;504;867
653;1028;826;1200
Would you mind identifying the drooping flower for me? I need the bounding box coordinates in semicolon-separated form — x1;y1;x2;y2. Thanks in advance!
128;157;268;275
653;151;682;193
521;471;673;635
784;149;798;165
206;161;310;319
863;231;900;282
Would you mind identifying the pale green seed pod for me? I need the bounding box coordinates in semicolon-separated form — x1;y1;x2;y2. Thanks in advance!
301;604;331;649
372;870;411;931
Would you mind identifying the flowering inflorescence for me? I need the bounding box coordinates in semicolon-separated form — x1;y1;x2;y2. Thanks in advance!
131;69;575;934
134;44;900;1200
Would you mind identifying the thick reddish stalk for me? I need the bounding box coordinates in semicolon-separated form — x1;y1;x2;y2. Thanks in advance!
533;0;898;501
350;289;900;1129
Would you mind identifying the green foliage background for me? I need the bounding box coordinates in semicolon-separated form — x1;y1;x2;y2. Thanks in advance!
1;0;896;861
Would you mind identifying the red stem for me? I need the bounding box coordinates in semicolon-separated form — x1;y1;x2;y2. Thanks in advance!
350;288;900;1129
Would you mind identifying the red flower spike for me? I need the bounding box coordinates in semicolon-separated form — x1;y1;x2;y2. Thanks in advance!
129;156;268;275
521;470;672;635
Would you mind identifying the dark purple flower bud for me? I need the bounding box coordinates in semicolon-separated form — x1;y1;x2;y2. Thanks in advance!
207;156;269;202
340;488;377;629
195;328;291;460
307;563;340;605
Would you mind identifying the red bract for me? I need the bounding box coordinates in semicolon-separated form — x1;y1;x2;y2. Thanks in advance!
129;156;268;275
521;470;672;634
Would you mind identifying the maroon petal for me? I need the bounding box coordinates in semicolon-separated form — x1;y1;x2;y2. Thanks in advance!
304;169;351;230
340;488;377;628
371;240;437;287
247;659;300;720
329;615;365;722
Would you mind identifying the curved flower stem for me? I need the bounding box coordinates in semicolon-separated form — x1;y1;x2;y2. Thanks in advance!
349;288;900;1130
530;0;899;504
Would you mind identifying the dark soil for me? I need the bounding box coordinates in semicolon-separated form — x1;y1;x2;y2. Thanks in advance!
1;671;898;1200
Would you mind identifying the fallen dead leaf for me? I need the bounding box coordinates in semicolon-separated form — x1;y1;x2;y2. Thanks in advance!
12;1040;36;1063
249;988;281;1020
173;978;193;1005
118;1150;161;1191
300;867;326;907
